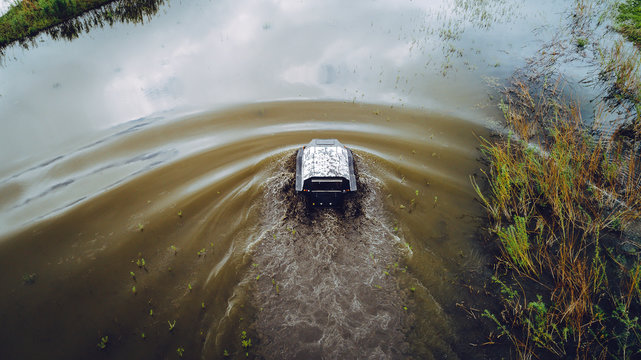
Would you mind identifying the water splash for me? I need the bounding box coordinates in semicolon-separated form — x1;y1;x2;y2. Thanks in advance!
249;153;411;358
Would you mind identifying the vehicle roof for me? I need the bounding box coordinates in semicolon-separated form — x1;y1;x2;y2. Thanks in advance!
295;139;357;193
300;139;351;181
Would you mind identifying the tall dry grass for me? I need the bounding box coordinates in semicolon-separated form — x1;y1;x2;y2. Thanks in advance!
474;79;641;358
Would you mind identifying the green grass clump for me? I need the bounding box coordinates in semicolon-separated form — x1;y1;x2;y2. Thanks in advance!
473;80;641;358
496;216;534;274
617;0;641;46
96;335;108;350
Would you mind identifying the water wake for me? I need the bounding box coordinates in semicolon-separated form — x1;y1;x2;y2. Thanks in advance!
250;153;409;359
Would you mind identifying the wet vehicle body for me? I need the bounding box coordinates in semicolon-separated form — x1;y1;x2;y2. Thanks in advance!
295;139;357;206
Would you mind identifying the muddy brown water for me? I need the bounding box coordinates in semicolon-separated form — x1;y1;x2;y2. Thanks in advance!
0;0;578;358
0;101;494;359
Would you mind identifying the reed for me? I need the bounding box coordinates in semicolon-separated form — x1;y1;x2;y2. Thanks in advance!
474;77;641;357
599;40;641;111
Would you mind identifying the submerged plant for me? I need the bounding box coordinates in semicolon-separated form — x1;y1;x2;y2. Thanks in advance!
240;331;252;356
22;273;37;285
168;320;176;332
97;335;109;350
611;300;641;358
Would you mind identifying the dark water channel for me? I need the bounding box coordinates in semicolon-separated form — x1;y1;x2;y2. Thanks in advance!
0;0;574;358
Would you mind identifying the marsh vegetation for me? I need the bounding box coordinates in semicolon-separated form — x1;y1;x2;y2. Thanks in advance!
616;0;641;46
0;0;166;55
474;79;641;358
471;0;641;357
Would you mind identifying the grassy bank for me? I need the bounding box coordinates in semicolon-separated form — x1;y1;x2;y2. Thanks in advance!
617;0;641;46
0;0;165;50
474;79;641;357
0;0;115;47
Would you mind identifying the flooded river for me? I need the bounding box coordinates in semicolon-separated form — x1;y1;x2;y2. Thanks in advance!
0;0;572;358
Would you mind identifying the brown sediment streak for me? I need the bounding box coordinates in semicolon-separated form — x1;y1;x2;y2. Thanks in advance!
251;153;409;359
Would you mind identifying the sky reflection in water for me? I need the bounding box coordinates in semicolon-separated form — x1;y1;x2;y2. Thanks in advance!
0;0;561;167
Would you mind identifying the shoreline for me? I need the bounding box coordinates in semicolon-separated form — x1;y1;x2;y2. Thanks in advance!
473;0;641;357
0;0;165;52
0;0;117;48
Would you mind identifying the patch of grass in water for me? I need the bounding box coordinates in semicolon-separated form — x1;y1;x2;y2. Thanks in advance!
96;335;108;350
473;78;641;358
599;40;641;114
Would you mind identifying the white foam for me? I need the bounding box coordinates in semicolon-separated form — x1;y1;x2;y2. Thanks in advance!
250;154;408;358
